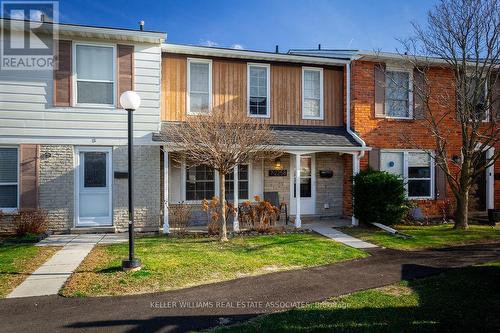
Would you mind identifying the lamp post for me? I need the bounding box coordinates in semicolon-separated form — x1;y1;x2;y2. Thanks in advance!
120;91;142;272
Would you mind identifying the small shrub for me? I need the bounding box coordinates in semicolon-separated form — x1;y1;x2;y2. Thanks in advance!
239;195;280;230
13;209;49;236
353;169;411;225
169;203;192;234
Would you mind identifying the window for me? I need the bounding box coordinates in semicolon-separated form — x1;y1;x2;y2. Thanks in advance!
0;147;18;211
302;67;323;119
467;76;489;121
380;150;433;199
186;165;215;201
294;156;312;198
83;152;107;188
385;69;412;118
225;164;249;200
407;152;432;198
75;44;115;105
187;59;212;114
247;64;270;117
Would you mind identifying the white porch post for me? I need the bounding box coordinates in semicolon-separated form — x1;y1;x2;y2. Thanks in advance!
351;153;360;226
162;147;170;234
233;165;240;232
295;153;302;228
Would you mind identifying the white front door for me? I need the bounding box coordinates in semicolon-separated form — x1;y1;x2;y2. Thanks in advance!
76;147;112;226
290;154;316;215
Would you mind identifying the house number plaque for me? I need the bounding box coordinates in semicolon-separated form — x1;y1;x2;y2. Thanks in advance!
269;170;287;177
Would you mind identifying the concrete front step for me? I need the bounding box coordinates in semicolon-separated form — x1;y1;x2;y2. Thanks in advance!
70;226;116;234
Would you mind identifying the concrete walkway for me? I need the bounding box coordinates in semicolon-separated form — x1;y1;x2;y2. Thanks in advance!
7;233;127;298
309;221;378;249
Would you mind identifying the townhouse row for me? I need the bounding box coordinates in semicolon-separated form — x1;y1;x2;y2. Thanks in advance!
0;19;498;233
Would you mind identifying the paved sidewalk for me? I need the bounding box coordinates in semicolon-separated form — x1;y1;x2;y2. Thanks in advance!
309;221;378;249
7;234;126;298
0;242;498;333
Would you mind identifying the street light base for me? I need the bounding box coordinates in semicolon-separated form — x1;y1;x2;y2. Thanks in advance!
122;258;142;272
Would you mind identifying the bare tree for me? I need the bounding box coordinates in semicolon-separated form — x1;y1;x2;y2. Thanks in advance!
395;0;499;229
162;108;280;241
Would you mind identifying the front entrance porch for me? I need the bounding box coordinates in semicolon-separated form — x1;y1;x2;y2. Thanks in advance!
161;150;364;231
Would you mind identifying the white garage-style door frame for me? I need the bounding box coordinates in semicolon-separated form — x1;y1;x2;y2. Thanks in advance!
74;146;113;226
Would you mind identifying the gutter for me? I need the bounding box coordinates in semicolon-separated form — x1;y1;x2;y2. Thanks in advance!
345;61;368;158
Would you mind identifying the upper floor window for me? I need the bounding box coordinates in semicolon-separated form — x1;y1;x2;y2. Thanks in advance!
385;69;413;118
0;147;18;211
75;44;115;106
380;150;433;199
467;76;489;121
247;64;270;117
187;58;212;115
302;67;323;120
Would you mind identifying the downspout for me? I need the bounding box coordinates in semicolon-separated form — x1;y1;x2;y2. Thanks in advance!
345;61;366;158
346;60;366;226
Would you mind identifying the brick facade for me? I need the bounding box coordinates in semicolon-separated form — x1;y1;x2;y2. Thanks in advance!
351;60;499;216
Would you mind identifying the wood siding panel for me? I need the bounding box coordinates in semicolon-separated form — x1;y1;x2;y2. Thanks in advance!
161;54;344;126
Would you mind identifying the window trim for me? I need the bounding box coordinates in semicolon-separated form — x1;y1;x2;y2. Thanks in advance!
301;67;324;120
0;146;19;213
225;163;252;201
380;149;434;200
72;42;117;108
183;161;217;203
186;58;213;116
384;66;414;120
247;63;271;118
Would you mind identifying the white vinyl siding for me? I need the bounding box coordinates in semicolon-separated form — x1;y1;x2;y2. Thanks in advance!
380;150;434;199
247;64;270;117
302;67;323;120
187;58;212;115
74;44;115;107
0;36;161;145
385;68;413;119
0;147;18;211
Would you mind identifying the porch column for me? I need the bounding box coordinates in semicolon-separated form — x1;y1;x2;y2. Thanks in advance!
351;153;360;226
295;153;302;228
162;147;170;234
233;165;240;232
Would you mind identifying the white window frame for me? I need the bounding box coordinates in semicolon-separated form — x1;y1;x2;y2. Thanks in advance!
0;146;19;213
301;67;324;120
225;163;252;201
182;161;218;203
247;63;271;118
187;58;212;115
380;149;434;200
72;42;117;108
466;75;490;122
385;66;413;120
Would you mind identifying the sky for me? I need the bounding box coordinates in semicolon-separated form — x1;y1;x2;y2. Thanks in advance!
56;0;437;53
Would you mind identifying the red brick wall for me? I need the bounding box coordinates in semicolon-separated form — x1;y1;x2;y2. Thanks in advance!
350;60;499;217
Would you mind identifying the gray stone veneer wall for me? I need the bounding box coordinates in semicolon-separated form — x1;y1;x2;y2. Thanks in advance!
113;145;161;232
263;154;291;206
39;145;75;232
315;153;344;216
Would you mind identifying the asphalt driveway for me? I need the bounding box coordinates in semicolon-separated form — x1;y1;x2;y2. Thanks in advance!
1;242;499;333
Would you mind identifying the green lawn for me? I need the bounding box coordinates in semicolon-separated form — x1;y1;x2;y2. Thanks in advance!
341;224;500;250
210;262;500;333
0;243;59;297
62;233;367;297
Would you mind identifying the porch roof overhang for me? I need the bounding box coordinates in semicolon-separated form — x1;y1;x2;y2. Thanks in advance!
152;122;370;153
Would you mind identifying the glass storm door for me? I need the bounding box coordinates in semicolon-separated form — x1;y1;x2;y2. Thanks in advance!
77;148;112;226
290;155;316;215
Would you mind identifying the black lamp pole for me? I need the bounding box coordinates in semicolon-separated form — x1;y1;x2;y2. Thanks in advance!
122;108;141;271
